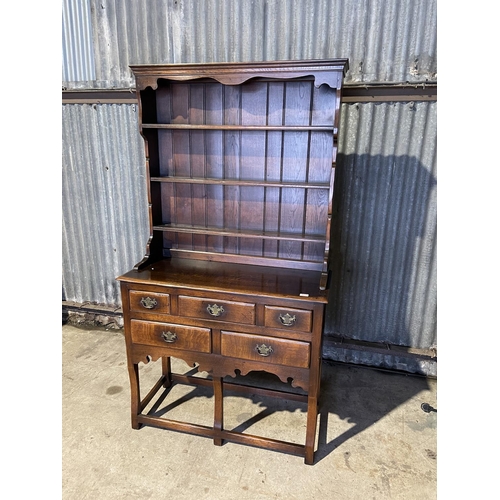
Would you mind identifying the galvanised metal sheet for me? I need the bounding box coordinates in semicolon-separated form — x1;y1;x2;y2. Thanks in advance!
327;100;437;351
63;0;437;89
62;0;96;84
62;100;437;356
62;103;149;306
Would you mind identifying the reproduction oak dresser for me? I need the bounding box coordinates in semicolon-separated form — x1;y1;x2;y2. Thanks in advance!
117;59;348;464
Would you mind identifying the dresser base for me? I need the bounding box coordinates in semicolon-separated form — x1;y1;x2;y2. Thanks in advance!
119;259;328;465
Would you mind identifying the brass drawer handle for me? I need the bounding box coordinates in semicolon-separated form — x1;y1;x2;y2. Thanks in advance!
255;343;274;357
161;331;177;343
207;304;224;317
279;313;296;327
140;297;158;309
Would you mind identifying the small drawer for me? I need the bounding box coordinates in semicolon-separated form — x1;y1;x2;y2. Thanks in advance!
221;331;310;368
130;320;211;353
178;295;255;325
264;306;312;332
129;291;170;314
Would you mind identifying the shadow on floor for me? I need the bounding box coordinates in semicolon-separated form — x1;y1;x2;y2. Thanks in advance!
139;359;432;464
314;360;431;463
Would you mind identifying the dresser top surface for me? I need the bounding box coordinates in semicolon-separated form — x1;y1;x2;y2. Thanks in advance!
118;259;328;302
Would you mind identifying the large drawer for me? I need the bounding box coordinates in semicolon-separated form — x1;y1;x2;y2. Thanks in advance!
178;295;256;325
220;331;310;368
129;290;170;314
130;320;211;353
264;305;312;332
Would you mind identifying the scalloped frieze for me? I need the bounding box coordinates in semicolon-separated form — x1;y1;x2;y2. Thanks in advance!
131;349;215;375
133;67;343;91
133;352;162;365
135;75;160;91
220;364;309;392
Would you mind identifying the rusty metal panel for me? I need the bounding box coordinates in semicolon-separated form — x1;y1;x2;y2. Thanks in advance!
62;103;149;306
62;0;437;89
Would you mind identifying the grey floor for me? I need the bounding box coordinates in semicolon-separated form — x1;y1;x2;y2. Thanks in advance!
62;323;437;500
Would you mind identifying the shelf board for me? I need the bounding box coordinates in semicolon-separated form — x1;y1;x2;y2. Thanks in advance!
170;249;324;271
153;224;325;243
150;177;330;189
142;123;336;132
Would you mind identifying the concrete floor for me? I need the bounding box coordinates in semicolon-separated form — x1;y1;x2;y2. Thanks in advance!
62;323;437;500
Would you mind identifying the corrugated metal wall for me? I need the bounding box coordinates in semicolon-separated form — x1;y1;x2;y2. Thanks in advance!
63;0;437;89
62;103;149;305
331;101;437;349
62;0;437;374
326;100;437;375
62;0;96;83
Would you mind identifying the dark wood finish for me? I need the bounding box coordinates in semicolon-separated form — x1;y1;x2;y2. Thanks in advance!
130;320;211;353
220;331;310;368
263;305;313;332
129;290;170;314
117;60;348;464
178;295;256;325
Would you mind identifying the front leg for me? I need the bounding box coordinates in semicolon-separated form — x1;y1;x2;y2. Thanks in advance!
127;361;142;430
213;376;224;446
304;393;318;465
162;356;172;388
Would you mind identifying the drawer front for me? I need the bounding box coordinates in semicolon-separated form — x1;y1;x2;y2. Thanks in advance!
178;295;256;325
130;320;211;353
129;291;170;314
221;331;310;368
264;305;312;332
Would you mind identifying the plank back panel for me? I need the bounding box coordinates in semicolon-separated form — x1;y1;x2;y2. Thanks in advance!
205;84;225;252
239;82;267;256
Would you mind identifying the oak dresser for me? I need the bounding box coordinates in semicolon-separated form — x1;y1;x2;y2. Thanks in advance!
117;59;348;464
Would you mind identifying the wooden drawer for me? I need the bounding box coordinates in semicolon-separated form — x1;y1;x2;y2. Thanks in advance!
264;305;312;332
178;295;256;325
221;331;310;368
130;320;211;353
129;290;170;314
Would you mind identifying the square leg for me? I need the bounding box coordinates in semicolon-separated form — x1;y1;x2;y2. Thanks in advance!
162;356;172;388
213;376;223;446
127;362;141;430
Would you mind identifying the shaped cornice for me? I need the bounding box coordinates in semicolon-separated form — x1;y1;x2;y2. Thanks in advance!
130;59;349;91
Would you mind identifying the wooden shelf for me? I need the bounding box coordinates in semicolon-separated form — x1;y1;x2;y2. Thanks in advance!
142;123;336;132
150;176;330;189
153;223;325;243
169;249;324;270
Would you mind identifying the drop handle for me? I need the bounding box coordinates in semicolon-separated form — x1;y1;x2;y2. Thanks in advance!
161;331;177;343
255;343;274;357
206;304;224;317
279;313;296;326
140;297;158;309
